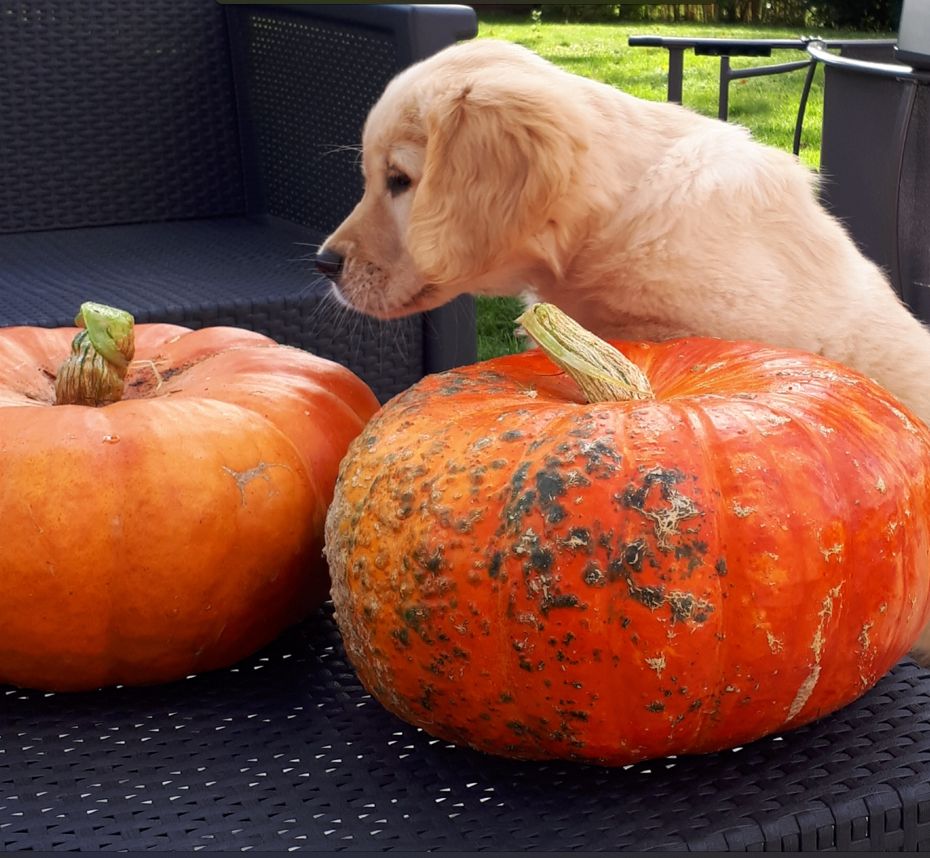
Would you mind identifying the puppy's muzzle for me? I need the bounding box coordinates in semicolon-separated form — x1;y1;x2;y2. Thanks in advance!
315;247;345;283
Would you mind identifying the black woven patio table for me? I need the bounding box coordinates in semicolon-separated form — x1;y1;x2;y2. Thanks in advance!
2;604;929;851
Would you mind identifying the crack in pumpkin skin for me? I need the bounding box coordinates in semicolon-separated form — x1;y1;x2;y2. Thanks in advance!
221;461;288;505
325;342;930;766
785;583;843;723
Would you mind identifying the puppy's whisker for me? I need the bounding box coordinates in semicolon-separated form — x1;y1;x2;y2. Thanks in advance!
297;273;333;301
316;143;363;159
305;288;351;352
389;316;404;359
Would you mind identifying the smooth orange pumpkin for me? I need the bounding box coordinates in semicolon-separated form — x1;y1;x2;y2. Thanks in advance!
325;304;930;766
0;304;379;691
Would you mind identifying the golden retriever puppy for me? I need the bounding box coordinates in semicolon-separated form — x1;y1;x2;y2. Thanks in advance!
317;39;930;659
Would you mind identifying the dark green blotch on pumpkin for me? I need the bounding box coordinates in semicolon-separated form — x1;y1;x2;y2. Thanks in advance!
529;545;553;574
414;545;444;573
631;584;666;610
582;563;606;586
619;467;687;512
562;709;589;722
564;527;592;551
542;592;582;613
536;469;566;505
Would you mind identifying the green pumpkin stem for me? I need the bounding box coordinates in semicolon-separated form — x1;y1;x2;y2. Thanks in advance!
516;303;654;403
54;302;136;407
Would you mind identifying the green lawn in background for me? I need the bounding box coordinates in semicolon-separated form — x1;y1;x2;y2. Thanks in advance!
473;14;891;361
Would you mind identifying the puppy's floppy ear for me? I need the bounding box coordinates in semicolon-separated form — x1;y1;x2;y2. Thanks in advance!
407;71;587;285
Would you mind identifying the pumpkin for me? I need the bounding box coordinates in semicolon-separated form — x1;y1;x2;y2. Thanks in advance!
0;303;379;691
325;303;930;766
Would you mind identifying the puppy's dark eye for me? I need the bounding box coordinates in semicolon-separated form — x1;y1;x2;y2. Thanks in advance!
386;171;412;196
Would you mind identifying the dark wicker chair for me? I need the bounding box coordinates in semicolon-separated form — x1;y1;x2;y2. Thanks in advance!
0;1;478;402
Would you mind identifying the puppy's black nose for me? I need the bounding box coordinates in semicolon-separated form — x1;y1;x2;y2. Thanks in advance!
315;247;344;281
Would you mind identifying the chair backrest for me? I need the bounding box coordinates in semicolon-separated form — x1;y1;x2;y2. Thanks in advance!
0;0;246;234
228;6;403;236
819;42;930;324
896;0;930;69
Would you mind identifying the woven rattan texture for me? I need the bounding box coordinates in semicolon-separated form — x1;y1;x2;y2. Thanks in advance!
899;85;930;323
1;605;929;851
0;0;245;233
241;10;398;233
0;218;422;402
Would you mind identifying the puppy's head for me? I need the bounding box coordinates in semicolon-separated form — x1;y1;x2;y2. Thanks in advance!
317;40;588;319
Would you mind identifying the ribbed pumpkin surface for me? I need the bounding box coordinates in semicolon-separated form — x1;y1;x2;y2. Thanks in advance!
0;323;379;691
326;338;930;765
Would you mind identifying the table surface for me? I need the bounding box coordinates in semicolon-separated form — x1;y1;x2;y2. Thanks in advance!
2;605;929;851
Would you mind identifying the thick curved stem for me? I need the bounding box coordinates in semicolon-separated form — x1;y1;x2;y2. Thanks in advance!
54;302;136;407
516;303;654;403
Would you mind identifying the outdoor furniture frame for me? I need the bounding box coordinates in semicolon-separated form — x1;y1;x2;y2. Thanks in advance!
2;5;930;852
627;35;896;153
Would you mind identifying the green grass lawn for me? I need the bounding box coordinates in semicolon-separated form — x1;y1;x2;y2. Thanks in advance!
473;14;891;360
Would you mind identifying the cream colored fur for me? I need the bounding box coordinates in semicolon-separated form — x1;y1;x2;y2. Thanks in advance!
320;39;930;662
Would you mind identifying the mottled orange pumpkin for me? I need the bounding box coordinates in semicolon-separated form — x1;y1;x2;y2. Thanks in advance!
0;305;379;691
326;305;930;766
